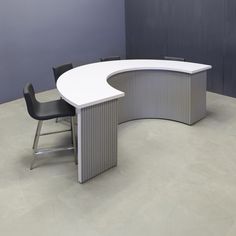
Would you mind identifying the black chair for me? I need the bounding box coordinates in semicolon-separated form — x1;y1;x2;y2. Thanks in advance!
100;56;121;62
23;83;77;169
164;56;186;61
52;63;73;84
53;63;73;122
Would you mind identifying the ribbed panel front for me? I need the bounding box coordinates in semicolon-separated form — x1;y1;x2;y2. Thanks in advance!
108;70;206;125
80;99;118;183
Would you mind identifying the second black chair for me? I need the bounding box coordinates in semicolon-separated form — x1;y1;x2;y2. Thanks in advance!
53;63;73;123
53;63;73;84
100;56;121;62
164;56;186;62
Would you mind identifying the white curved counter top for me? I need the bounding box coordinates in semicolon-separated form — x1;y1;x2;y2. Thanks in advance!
57;59;212;109
56;59;212;183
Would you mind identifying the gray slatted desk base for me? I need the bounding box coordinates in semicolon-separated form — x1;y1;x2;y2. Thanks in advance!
77;70;207;183
77;100;118;183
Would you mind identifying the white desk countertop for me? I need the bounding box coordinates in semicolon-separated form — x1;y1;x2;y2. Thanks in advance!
57;59;212;109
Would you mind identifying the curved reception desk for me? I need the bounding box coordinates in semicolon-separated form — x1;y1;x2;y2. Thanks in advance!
57;60;212;183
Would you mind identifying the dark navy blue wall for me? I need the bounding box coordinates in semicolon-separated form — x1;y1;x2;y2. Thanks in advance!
125;0;236;97
0;0;126;103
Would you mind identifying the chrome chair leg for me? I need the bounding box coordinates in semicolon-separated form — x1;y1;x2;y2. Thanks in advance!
31;120;43;170
71;116;77;165
32;121;43;151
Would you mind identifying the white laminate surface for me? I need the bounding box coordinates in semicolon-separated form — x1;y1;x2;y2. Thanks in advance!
56;59;212;109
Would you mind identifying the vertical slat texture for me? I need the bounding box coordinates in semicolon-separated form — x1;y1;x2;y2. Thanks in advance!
108;70;206;125
80;99;118;183
190;72;207;124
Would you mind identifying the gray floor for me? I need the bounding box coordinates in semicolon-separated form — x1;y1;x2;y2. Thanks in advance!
1;90;236;236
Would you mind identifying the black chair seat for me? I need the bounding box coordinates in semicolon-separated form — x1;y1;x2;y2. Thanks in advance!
24;83;75;121
36;99;75;120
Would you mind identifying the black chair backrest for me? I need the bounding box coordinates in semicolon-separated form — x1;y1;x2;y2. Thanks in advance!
164;56;186;62
100;56;121;62
52;63;73;83
23;83;39;120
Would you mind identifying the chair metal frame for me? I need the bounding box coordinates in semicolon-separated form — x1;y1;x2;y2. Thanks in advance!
31;116;77;169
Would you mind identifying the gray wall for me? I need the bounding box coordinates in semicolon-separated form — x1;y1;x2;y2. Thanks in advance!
125;0;236;97
0;0;126;103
